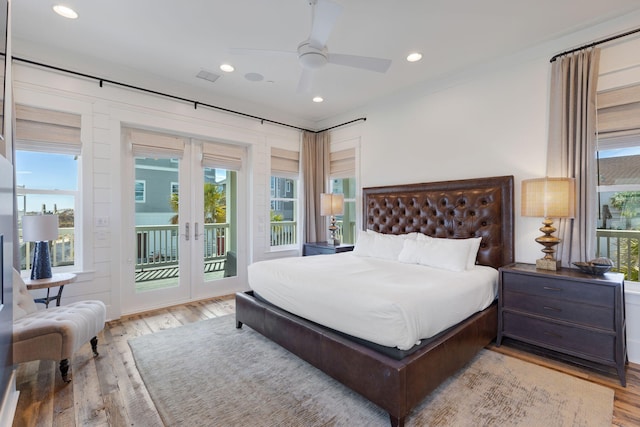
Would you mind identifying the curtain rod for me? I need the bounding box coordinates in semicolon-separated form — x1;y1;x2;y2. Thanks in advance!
10;55;365;134
550;26;640;63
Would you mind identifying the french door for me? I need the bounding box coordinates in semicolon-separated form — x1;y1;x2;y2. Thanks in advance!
122;129;244;313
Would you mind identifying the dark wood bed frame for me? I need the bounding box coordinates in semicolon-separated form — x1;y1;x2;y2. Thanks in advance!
236;175;514;426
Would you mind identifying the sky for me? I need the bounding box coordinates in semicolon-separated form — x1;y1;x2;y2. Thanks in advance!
15;151;78;213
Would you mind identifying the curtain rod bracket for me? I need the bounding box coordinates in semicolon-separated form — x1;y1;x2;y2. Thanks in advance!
99;80;103;88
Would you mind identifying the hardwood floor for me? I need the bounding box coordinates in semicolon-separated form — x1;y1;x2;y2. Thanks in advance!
12;295;640;427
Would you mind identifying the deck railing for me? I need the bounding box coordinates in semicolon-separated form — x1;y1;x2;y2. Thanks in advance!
596;229;640;282
20;227;75;270
270;220;297;246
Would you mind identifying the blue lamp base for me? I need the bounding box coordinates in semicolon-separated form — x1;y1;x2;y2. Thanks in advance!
31;241;53;280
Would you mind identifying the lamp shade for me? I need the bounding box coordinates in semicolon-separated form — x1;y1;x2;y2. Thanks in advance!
521;177;575;219
22;214;59;242
320;193;344;216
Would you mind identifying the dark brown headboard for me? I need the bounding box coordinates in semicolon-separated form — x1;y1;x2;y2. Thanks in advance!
362;175;514;269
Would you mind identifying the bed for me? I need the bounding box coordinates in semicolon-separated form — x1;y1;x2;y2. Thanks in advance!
236;175;514;426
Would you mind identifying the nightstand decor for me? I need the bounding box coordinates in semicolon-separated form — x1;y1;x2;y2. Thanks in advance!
22;214;59;280
521;177;575;270
320;193;344;245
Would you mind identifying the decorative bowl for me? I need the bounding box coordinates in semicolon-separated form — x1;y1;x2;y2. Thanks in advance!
572;262;612;275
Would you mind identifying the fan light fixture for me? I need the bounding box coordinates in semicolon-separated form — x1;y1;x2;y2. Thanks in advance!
53;5;78;19
298;42;328;69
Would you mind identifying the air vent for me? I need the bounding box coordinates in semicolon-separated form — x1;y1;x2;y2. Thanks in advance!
196;70;220;83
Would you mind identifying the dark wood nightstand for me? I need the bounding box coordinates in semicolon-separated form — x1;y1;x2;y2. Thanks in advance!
303;242;354;256
497;263;627;386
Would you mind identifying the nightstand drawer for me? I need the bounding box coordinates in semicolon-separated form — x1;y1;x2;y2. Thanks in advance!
503;312;616;363
501;271;614;306
502;291;614;330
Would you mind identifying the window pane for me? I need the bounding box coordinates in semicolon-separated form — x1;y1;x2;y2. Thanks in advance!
270;176;297;247
16;150;78;271
16;151;78;191
596;145;640;282
330;178;356;244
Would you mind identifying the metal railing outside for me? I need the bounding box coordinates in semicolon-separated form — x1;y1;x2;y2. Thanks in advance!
596;229;640;281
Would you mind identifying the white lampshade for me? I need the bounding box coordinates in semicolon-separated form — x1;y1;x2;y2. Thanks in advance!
521;177;575;219
320;193;344;216
22;214;59;242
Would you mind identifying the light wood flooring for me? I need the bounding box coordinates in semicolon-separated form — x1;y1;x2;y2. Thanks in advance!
12;295;640;427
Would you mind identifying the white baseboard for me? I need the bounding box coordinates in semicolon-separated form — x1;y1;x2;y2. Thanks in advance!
0;370;19;427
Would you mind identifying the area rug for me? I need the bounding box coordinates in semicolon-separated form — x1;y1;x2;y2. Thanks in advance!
128;315;614;426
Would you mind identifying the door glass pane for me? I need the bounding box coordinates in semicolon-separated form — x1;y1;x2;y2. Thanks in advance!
204;168;237;280
134;157;180;291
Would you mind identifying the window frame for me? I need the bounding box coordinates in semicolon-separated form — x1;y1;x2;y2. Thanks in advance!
269;174;299;251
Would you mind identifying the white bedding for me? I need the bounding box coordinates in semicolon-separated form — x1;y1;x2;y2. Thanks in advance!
248;253;498;350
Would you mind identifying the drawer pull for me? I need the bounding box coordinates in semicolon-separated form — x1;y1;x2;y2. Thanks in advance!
543;286;563;292
544;331;562;339
543;306;562;312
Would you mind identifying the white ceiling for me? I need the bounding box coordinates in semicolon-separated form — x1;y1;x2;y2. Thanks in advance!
11;1;640;129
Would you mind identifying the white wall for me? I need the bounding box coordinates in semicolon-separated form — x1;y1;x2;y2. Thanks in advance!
12;64;300;318
321;12;640;362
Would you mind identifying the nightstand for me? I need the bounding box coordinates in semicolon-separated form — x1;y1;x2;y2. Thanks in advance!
303;242;354;256
497;263;627;386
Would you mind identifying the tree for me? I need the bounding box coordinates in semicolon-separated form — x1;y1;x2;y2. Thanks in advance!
170;183;226;224
609;191;640;229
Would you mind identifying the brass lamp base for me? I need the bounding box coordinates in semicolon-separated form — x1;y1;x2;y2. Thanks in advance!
536;258;561;271
534;217;561;271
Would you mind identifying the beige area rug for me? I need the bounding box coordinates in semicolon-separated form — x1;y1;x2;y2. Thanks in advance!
128;315;614;426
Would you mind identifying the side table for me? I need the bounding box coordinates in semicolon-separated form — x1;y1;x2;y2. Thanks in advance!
303;242;355;256
23;273;77;308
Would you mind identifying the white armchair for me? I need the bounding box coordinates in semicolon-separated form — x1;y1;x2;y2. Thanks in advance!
12;269;106;382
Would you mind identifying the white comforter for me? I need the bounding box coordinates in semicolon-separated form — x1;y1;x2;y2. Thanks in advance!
248;253;498;350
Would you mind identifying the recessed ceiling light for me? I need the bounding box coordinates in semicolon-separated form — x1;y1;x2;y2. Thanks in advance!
220;64;235;73
406;52;422;63
312;96;324;103
53;5;78;19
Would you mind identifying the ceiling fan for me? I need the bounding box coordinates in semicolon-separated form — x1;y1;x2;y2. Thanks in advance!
231;0;392;93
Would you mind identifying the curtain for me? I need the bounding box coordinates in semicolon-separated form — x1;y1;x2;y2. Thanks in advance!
546;48;600;266
302;131;329;243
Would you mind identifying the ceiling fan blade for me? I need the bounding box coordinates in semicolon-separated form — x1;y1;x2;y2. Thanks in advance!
309;0;343;48
228;47;296;57
328;53;392;73
296;68;315;93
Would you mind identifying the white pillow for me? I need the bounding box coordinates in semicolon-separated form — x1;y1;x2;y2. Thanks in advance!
352;230;375;257
466;237;482;269
398;236;482;272
353;230;417;260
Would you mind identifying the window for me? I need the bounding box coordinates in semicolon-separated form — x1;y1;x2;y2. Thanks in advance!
16;151;79;271
135;180;146;202
596;83;640;281
14;105;83;274
270;147;299;249
330;177;356;244
329;147;357;244
270;176;298;247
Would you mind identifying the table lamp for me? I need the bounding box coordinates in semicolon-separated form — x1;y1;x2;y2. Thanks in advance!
320;193;344;246
521;177;575;270
22;214;59;280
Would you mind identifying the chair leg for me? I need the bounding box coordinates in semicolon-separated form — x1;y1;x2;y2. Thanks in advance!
60;359;71;383
90;336;99;357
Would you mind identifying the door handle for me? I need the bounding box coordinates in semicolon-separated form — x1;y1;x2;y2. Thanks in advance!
185;222;190;241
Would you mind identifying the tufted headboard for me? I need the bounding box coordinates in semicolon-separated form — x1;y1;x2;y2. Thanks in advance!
362;175;514;269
